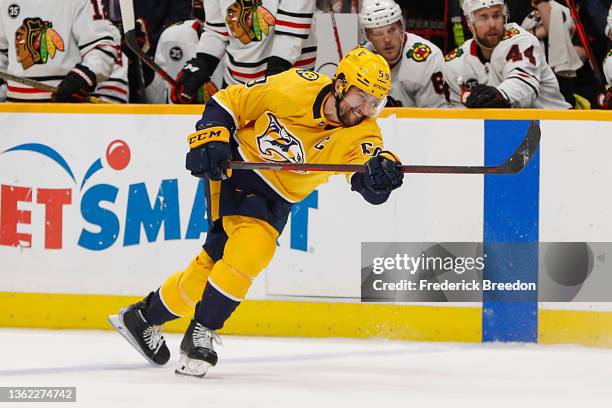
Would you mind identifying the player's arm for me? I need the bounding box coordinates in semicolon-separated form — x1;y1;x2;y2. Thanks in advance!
598;50;612;109
54;0;120;102
345;137;404;205
492;35;543;108
413;51;450;108
173;0;225;103
266;0;315;76
186;74;284;180
442;50;471;108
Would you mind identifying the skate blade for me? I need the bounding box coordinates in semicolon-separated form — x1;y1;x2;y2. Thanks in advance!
175;354;212;378
108;313;164;367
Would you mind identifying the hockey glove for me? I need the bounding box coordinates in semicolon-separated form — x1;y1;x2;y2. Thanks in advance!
53;64;97;103
186;141;232;180
358;152;403;193
464;84;511;108
185;125;232;180
171;54;211;104
597;87;612;110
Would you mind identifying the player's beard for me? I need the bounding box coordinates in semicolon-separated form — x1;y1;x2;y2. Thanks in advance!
476;28;503;50
335;95;365;127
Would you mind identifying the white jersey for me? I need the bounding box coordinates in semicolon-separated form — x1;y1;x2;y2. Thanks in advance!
0;0;120;101
604;48;612;87
443;23;571;109
145;20;223;104
365;32;448;107
93;51;129;103
199;0;317;86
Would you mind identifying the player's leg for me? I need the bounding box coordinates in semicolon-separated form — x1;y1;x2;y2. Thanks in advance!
109;179;224;365
176;214;279;377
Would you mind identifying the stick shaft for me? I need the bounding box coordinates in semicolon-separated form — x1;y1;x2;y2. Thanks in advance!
565;0;605;86
124;31;178;88
328;1;344;60
0;71;57;92
0;70;106;103
230;161;508;174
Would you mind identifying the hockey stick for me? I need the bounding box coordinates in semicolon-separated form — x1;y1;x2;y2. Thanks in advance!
565;0;605;87
118;0;177;88
328;0;344;60
118;0;218;98
0;70;106;103
229;121;541;175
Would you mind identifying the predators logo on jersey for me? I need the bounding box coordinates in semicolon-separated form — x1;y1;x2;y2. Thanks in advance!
257;112;306;164
407;43;432;63
226;0;276;45
14;17;65;70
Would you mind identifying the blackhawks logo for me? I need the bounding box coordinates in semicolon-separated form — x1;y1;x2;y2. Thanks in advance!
15;17;64;70
226;0;276;45
502;28;520;40
407;42;432;62
445;47;464;62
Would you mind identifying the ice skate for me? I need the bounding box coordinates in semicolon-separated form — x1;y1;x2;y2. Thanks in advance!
175;319;221;377
108;295;170;366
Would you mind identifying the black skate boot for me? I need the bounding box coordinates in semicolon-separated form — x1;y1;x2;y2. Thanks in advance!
108;294;170;366
175;319;221;377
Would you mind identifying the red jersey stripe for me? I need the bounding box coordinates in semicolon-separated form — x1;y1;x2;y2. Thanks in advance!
229;68;266;79
97;85;128;95
276;20;311;29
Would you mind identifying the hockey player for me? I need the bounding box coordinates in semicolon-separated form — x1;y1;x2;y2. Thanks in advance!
598;6;611;109
360;0;449;107
170;0;317;104
443;0;571;109
144;0;221;104
599;48;612;109
109;47;404;377
91;48;129;103
0;0;120;102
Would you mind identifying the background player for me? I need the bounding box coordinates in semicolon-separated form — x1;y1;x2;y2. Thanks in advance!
144;0;222;103
360;0;449;107
170;0;317;103
109;47;404;378
0;0;120;102
443;0;571;109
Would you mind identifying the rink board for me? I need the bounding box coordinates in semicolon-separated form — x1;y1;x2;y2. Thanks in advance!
1;105;612;346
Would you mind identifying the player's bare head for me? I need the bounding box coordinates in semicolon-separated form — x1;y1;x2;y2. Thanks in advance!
360;0;404;65
462;0;507;49
364;22;404;65
333;47;391;126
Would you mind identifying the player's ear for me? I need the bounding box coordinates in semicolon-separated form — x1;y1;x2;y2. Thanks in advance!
333;76;347;97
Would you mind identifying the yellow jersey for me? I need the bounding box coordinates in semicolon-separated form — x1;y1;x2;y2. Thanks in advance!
211;68;386;203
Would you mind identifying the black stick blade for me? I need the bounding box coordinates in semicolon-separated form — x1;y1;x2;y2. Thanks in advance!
495;120;541;174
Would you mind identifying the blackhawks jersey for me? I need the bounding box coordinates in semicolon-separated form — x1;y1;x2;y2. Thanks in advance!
365;32;448;108
207;69;387;203
0;0;120;101
145;20;223;104
443;23;571;109
92;51;129;103
198;0;317;86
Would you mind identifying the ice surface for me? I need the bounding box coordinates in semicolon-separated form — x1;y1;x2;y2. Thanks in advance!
1;328;611;408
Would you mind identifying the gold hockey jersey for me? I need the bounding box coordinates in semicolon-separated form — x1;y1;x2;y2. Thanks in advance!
210;68;386;203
